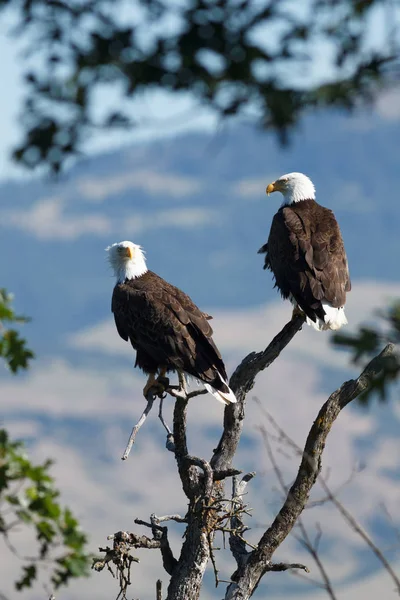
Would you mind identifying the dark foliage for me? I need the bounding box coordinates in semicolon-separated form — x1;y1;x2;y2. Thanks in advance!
0;289;34;373
333;301;400;403
0;0;398;172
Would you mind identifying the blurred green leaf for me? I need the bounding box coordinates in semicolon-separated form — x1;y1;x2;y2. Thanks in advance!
333;300;400;403
1;428;91;591
0;289;34;373
0;292;91;592
15;565;37;591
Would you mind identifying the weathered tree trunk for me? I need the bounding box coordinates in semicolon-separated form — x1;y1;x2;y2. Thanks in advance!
166;508;211;600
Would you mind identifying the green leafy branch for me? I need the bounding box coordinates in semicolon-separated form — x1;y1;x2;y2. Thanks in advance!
332;301;400;403
0;429;91;592
0;289;34;373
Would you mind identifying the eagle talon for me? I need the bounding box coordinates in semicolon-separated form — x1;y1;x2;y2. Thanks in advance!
144;376;170;399
156;375;170;390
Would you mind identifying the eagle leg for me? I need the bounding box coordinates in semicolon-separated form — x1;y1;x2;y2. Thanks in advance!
143;370;170;399
155;367;170;396
291;305;304;320
143;373;157;397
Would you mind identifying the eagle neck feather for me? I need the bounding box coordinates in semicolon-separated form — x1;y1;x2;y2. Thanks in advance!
116;258;148;283
281;196;315;207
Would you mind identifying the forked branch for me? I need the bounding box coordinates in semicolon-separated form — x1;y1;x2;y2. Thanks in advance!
224;343;395;600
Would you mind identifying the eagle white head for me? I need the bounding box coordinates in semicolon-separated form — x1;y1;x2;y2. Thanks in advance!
266;172;316;205
106;241;148;282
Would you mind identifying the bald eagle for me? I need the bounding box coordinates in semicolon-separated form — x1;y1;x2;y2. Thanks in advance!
258;172;351;331
107;241;236;404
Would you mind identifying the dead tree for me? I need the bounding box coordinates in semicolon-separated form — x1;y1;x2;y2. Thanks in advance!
93;314;395;600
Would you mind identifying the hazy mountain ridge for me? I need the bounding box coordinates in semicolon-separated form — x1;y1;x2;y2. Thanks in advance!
1;112;400;359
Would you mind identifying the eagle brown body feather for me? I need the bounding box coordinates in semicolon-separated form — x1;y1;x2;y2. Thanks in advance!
111;270;230;394
259;199;351;324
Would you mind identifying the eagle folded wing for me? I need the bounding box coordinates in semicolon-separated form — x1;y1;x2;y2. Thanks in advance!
281;206;350;310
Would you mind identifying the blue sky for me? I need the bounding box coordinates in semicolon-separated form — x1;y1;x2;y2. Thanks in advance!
0;24;22;179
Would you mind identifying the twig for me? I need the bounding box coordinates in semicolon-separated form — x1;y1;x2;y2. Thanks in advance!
122;392;156;460
93;532;141;600
294;518;337;600
208;529;220;587
158;397;173;436
156;580;162;600
168;388;208;401
379;503;400;544
134;518;162;532
254;401;303;457
318;476;400;594
107;530;161;550
256;403;362;509
268;562;309;573
157;514;187;524
150;514;178;576
213;468;243;481
259;427;335;596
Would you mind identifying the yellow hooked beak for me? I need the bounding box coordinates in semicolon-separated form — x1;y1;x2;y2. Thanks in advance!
122;246;133;259
266;180;284;196
266;182;275;195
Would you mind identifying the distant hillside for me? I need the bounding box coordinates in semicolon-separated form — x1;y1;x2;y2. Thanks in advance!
0;111;399;358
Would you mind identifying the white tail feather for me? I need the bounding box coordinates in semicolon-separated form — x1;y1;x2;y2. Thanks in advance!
307;302;348;331
204;373;237;405
289;296;348;331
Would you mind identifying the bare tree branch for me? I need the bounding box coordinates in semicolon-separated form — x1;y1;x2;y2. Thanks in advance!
294;519;338;600
122;392;156;460
224;343;395;599
268;562;309;573
157;515;187;524
212;313;306;473
259;425;337;599
156;580;162;600
149;515;178;577
214;469;243;481
172;395;201;500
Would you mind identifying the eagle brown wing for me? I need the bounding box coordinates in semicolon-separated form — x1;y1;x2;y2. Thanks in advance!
111;271;227;384
259;200;350;323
